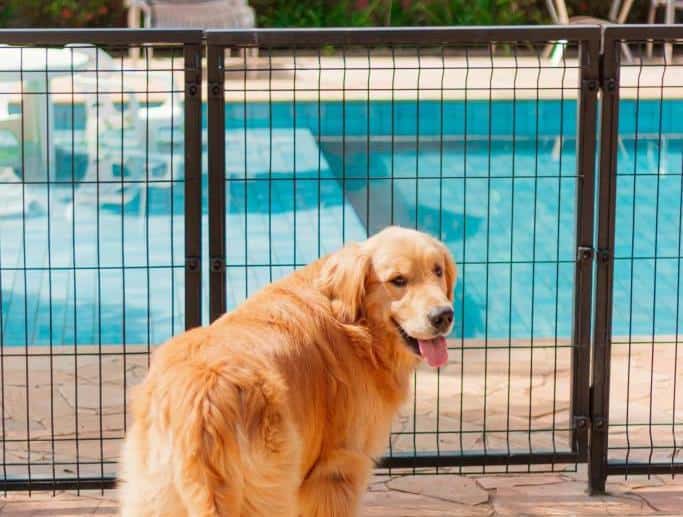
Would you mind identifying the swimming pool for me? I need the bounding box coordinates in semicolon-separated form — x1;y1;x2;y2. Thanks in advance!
0;98;682;346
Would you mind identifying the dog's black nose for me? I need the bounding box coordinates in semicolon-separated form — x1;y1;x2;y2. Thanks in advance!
428;306;454;331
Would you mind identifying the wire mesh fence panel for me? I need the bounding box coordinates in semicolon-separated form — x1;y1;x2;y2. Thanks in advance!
597;27;683;481
0;31;202;491
209;27;599;474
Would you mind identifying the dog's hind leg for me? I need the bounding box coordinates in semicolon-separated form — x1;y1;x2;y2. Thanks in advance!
298;449;372;517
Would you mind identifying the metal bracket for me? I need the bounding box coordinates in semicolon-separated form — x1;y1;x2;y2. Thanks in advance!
577;246;594;262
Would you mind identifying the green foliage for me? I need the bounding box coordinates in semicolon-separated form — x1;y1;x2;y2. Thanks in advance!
252;0;547;28
0;0;125;28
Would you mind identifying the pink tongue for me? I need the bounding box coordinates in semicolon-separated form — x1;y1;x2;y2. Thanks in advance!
417;336;449;368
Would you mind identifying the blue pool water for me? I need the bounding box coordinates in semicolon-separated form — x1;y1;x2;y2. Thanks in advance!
1;99;683;346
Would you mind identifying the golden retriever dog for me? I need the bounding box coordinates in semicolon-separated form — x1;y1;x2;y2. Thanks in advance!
118;226;456;517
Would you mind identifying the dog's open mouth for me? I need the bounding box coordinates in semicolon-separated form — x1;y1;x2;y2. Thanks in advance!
393;321;449;368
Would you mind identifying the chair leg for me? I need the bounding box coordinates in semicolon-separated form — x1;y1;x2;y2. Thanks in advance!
665;0;674;63
646;0;657;58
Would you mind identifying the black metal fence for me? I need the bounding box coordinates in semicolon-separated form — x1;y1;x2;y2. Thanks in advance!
0;26;680;495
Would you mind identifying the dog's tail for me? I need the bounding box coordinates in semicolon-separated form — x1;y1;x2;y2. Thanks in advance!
162;359;246;516
162;357;296;517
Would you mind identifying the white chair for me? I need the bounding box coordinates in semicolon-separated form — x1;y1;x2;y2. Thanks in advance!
545;0;634;63
647;0;683;61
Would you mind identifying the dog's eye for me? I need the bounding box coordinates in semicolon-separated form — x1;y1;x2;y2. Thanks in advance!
434;265;443;277
390;276;407;287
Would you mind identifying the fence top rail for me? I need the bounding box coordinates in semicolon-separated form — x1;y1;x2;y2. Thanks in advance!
206;25;602;47
0;28;203;46
603;24;683;42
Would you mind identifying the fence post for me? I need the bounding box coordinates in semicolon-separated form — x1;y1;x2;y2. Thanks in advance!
589;31;621;494
184;43;203;329
207;43;226;322
571;33;601;463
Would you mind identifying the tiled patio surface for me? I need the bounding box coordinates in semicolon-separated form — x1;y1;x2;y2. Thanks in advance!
0;338;680;481
1;467;682;516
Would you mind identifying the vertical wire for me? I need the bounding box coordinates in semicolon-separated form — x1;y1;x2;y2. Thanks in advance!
45;47;58;491
647;47;668;477
293;46;298;269
317;48;322;259
412;45;421;473
366;47;371;237
625;48;644;476
436;43;446;468
20;46;32;494
342;46;347;243
68;46;80;492
41;47;56;488
387;46;396;473
527;45;542;470
482;41;494;471
0;82;5;492
95;45;105;487
243;47;248;297
120;50;128;436
505;43;519;472
671;37;683;478
169;49;176;337
145;47;151;358
674;59;683;477
550;44;568;468
269;47;274;281
459;45;470;472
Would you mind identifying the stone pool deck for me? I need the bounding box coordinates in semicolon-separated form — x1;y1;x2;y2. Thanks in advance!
0;337;680;482
1;467;682;515
1;54;680;108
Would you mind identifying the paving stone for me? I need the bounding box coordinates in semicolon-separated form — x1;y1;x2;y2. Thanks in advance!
386;475;490;506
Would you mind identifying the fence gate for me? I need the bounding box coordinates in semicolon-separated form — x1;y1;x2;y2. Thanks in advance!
1;25;680;493
206;26;600;473
590;25;683;493
0;29;203;491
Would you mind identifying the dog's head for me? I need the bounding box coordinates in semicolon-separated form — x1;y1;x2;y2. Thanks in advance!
318;226;456;369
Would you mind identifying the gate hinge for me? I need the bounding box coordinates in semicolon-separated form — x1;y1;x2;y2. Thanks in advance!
577;246;594;262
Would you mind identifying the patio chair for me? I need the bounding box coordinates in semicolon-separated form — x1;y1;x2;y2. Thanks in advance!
66;45;180;213
647;0;683;60
545;0;634;62
126;0;256;59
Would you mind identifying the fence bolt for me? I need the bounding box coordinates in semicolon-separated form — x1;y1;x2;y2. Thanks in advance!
583;79;598;92
606;78;617;92
186;257;200;272
211;257;225;272
574;416;589;429
577;246;594;262
593;417;608;431
211;84;221;97
188;84;198;96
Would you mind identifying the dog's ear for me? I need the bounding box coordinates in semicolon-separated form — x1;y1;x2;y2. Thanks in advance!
318;243;371;324
439;242;457;302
